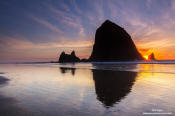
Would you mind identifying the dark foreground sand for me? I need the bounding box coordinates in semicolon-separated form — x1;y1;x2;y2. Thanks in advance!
0;75;33;116
0;76;9;85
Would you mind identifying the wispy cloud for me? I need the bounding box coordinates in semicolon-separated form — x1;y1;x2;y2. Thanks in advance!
47;5;87;38
0;35;93;50
71;0;83;15
93;0;104;23
0;35;93;62
61;2;70;11
171;0;175;10
29;15;64;34
1;0;175;61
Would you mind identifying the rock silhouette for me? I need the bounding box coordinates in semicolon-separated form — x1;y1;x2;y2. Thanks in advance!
58;20;143;63
148;53;156;60
58;51;80;63
89;20;143;61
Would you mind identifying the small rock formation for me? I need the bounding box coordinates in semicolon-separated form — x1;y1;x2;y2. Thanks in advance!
148;53;156;60
89;20;143;61
58;51;80;63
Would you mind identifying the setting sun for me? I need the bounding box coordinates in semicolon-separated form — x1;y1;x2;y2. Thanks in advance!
144;55;149;60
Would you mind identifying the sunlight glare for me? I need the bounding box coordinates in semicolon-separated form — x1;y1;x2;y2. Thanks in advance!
144;55;149;60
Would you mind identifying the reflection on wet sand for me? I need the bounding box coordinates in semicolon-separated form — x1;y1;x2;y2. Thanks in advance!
59;66;137;108
0;94;31;116
60;67;76;75
0;76;32;116
92;70;137;107
0;64;175;116
0;76;9;85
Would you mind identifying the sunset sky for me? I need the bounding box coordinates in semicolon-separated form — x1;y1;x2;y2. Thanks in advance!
0;0;175;62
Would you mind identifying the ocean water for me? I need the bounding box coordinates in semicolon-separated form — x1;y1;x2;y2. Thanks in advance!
0;62;175;116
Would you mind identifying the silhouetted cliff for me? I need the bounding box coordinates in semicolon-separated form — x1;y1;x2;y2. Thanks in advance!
89;20;143;61
58;51;80;63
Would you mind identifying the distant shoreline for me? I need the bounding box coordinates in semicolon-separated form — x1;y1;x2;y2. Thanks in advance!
1;60;175;64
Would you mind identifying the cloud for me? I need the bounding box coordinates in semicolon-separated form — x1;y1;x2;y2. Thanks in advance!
0;35;93;62
47;5;87;38
139;48;150;52
146;0;152;9
1;0;175;61
29;15;64;34
0;35;93;50
171;0;175;10
93;0;104;23
61;2;70;11
71;0;83;14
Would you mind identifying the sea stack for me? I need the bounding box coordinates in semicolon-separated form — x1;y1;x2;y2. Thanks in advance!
148;53;156;60
89;20;143;61
58;51;80;63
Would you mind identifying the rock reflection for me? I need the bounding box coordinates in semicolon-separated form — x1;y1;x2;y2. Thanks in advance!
0;76;9;85
92;70;137;107
60;67;76;75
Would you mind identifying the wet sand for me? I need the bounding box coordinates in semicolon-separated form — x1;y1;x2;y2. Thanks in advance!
0;75;33;116
0;64;175;116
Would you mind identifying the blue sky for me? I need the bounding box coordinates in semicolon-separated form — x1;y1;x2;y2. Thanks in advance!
0;0;175;62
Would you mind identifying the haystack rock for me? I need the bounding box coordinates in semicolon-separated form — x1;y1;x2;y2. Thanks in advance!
58;51;80;63
89;20;143;61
